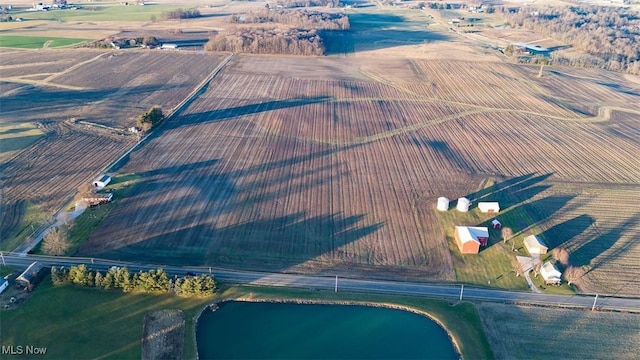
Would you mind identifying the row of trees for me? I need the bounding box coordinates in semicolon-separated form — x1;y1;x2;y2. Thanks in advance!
136;106;164;132
272;0;343;8
231;9;350;31
51;265;216;297
550;247;585;286
161;8;201;20
501;5;640;73
205;27;325;55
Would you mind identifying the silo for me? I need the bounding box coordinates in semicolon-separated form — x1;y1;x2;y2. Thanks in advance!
456;197;471;212
436;197;450;211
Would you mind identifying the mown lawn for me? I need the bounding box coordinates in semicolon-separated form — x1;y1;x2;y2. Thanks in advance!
0;280;493;360
0;35;92;48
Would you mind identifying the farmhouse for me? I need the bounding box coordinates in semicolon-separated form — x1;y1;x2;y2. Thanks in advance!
93;175;111;190
456;197;471;212
16;261;43;290
478;202;500;213
540;261;562;285
454;226;489;254
524;235;548;256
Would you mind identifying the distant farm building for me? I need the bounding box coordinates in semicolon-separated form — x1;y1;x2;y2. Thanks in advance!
540;261;562;285
0;279;8;294
83;192;113;207
454;226;489;254
524;235;548;256
456;197;471;212
491;219;502;229
93;175;111;190
16;261;43;290
161;43;178;50
478;202;500;213
437;197;450;211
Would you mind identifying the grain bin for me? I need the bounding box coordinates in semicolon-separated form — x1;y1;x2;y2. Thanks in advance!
436;197;450;211
456;197;471;212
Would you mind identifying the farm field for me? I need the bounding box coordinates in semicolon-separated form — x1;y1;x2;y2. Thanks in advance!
477;302;640;359
0;49;225;250
77;54;640;293
0;35;92;49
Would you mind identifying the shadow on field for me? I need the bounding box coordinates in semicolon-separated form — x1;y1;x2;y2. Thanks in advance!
540;214;595;249
321;12;449;55
573;212;640;270
163;96;331;130
466;173;554;210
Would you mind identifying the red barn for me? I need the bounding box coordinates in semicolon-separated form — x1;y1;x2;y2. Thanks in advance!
454;226;489;254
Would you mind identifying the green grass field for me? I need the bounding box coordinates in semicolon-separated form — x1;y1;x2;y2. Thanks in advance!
0;279;493;359
0;202;51;252
13;4;194;22
0;35;92;48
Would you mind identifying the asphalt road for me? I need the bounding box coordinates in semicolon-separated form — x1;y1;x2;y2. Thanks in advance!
3;252;639;312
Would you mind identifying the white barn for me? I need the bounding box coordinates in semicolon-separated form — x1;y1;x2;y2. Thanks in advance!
93;175;111;190
524;235;548;255
478;202;500;213
540;261;562;285
456;197;471;212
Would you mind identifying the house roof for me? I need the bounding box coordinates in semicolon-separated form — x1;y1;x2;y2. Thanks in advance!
491;219;501;225
456;226;489;244
17;261;43;283
541;261;562;280
524;235;547;250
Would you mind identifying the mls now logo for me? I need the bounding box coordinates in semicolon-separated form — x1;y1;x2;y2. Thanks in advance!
2;345;47;355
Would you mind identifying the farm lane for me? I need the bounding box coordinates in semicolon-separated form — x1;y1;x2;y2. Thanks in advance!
2;253;639;313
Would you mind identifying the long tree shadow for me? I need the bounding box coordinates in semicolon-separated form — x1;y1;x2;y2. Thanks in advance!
539;214;595;249
573;212;640;269
465;173;554;210
88;211;384;271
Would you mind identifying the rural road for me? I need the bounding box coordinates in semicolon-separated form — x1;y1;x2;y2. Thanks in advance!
2;253;639;313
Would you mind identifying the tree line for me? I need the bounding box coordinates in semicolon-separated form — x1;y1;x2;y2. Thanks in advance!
273;0;343;8
205;27;325;55
51;265;216;297
161;8;201;20
231;9;350;31
500;5;640;74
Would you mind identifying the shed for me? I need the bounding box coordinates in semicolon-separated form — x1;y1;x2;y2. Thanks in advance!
0;279;8;294
456;197;471;212
540;261;562;285
454;226;489;254
437;197;450;211
478;202;500;213
16;261;43;290
524;235;548;255
93;175;111;190
491;219;502;229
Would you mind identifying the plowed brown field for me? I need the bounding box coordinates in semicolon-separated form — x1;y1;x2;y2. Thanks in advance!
76;55;640;290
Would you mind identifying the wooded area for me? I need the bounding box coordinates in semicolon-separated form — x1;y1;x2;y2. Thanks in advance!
205;27;325;55
501;5;640;74
231;9;350;30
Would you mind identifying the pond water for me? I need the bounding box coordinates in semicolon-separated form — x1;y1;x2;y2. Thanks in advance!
196;301;458;359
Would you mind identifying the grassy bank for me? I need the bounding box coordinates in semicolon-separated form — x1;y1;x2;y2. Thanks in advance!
0;279;493;359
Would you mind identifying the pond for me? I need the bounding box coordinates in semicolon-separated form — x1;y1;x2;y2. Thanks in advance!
196;301;458;359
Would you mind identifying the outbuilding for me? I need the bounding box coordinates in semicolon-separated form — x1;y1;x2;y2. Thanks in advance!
456;197;471;212
437;197;450;211
0;279;8;294
16;261;43;290
454;226;489;254
478;202;500;213
93;175;111;190
491;219;502;229
540;261;562;285
524;235;548;256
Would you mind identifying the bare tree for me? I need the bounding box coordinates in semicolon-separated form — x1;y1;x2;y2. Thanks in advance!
501;227;514;243
564;266;585;286
511;256;522;277
533;262;542;278
41;225;70;256
551;247;570;266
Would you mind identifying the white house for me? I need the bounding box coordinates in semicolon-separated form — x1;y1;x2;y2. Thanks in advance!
93;175;111;190
478;202;500;213
540;261;562;285
524;235;548;255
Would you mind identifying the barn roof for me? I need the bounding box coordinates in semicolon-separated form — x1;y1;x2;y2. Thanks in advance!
541;261;562;280
98;175;111;183
524;235;547;250
456;226;489;244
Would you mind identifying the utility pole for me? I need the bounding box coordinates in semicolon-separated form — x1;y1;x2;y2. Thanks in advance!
209;267;212;274
0;252;5;266
592;294;598;311
459;284;464;301
335;276;338;293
